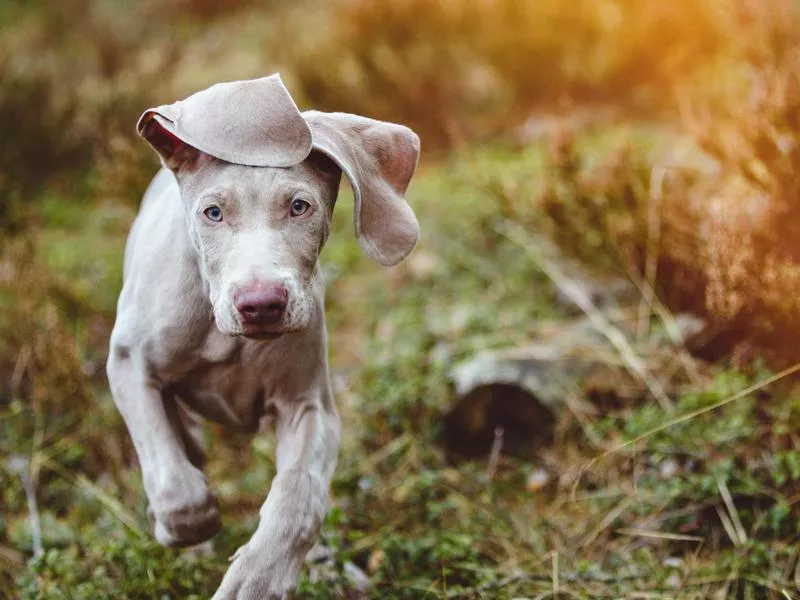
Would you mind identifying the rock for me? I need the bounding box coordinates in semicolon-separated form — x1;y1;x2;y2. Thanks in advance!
662;557;684;569
367;548;385;573
526;468;551;492
659;458;679;480
344;561;371;592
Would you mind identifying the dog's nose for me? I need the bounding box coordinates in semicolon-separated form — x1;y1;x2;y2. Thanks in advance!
234;284;289;325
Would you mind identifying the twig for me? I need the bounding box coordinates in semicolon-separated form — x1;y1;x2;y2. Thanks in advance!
715;504;741;549
616;528;704;543
625;267;704;385
716;475;747;546
552;551;560;598
10;345;31;394
636;165;666;340
484;426;504;482
7;455;42;559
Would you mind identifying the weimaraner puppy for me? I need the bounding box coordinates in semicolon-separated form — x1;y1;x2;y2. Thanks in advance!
106;74;420;599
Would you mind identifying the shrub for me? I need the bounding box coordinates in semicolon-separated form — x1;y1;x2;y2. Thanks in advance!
287;0;726;150
684;0;800;364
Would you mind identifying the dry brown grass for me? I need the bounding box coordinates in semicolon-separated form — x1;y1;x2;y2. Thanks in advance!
0;239;126;473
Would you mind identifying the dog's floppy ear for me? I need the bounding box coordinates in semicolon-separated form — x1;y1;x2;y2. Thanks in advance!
136;74;313;170
137;115;201;170
304;111;421;266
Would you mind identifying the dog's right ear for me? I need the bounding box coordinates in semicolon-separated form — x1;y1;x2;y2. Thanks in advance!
137;112;201;170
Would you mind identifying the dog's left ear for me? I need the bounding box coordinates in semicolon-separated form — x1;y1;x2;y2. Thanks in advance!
304;111;420;266
136;74;313;169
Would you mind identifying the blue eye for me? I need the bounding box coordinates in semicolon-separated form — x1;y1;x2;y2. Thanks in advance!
204;206;223;222
290;199;311;217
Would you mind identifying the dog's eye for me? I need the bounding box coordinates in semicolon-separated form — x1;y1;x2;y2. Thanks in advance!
204;206;223;222
290;199;311;217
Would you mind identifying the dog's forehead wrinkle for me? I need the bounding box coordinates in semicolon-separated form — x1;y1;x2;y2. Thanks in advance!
198;187;230;204
191;162;328;205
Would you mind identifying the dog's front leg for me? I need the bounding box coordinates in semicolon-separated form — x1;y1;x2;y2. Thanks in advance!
212;384;340;600
107;348;221;546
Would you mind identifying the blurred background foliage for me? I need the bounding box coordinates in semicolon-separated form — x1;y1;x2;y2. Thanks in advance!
2;0;800;598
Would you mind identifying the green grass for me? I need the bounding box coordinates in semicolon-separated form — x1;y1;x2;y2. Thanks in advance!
3;134;800;599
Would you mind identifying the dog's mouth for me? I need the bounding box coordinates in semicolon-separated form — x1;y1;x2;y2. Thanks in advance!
236;323;288;340
238;322;306;340
212;314;288;340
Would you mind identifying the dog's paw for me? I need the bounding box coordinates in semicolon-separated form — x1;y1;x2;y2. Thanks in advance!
211;539;299;600
148;466;221;547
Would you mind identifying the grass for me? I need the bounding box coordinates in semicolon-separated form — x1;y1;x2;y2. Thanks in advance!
3;139;800;599
3;1;800;598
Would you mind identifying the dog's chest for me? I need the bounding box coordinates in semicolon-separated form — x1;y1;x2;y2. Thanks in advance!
172;336;285;431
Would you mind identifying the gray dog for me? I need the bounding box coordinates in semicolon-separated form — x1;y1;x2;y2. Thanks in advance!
106;74;420;598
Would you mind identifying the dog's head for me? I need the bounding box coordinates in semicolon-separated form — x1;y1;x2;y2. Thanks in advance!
137;75;420;339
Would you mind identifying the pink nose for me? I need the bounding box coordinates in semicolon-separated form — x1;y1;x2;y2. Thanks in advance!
234;284;289;325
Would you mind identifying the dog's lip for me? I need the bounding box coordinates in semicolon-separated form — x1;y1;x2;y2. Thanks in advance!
239;327;286;341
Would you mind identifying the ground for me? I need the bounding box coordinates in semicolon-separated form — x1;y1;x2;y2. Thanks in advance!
1;2;800;599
